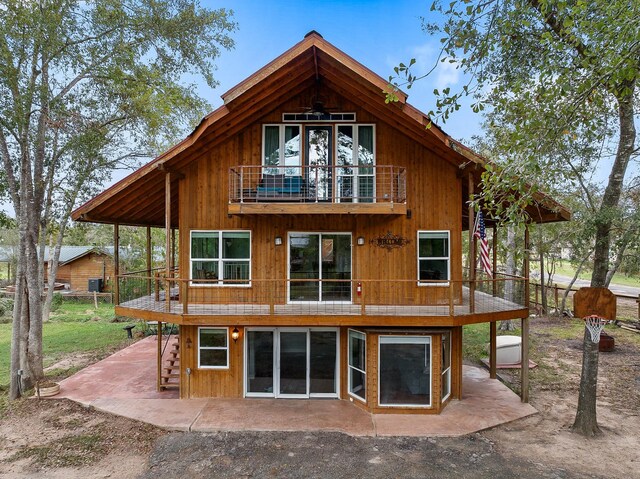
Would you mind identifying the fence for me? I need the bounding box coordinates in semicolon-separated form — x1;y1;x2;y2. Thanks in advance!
530;281;640;320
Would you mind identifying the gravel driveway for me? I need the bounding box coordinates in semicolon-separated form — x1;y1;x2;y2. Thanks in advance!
140;430;591;479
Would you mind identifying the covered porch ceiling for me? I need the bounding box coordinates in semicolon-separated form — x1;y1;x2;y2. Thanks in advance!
71;31;570;228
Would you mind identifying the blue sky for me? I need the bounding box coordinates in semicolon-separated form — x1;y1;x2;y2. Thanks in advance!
200;0;478;143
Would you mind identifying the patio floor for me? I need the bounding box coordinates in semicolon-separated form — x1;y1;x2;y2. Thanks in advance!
55;336;537;437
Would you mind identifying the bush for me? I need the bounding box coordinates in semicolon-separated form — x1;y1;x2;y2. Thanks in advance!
50;293;64;312
0;298;13;318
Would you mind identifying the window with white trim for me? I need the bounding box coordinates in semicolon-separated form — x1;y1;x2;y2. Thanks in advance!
198;327;229;369
348;329;366;401
418;231;450;283
190;231;250;285
263;124;301;176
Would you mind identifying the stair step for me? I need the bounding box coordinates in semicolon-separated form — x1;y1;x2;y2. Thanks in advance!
160;384;179;390
163;366;179;372
161;373;180;379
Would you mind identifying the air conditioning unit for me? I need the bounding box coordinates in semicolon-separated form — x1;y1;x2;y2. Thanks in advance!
88;278;103;292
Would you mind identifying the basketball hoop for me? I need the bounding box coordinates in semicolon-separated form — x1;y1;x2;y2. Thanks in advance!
583;315;609;343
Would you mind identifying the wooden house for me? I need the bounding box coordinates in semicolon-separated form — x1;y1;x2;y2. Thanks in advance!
43;246;115;292
72;32;569;414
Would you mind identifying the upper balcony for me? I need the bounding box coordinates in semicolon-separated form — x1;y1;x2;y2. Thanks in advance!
228;165;407;215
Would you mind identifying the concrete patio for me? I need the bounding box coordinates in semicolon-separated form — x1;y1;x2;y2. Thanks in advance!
55;336;537;437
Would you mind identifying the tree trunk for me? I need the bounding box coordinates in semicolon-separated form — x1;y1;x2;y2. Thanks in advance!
560;250;592;315
571;329;602;436
573;84;636;436
500;226;518;331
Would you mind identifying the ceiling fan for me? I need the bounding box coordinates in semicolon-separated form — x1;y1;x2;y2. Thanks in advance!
296;79;341;116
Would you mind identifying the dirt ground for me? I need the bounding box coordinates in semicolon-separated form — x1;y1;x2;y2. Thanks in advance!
1;316;639;478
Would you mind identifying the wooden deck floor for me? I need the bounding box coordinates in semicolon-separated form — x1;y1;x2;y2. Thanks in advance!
119;288;524;318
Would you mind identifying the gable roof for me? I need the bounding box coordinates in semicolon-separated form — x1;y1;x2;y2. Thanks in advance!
71;32;570;227
43;246;113;265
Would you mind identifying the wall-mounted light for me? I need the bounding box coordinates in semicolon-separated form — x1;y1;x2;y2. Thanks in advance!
274;236;283;246
231;327;240;342
357;237;365;246
186;337;192;349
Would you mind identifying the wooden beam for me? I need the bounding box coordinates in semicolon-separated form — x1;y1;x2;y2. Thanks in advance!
468;174;476;313
489;321;497;379
228;202;406;215
492;224;498;297
157;321;163;391
165;172;172;312
146;226;152;296
113;223;119;306
521;224;530;403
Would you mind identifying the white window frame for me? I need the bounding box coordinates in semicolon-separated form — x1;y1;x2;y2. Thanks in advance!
334;124;376;203
189;230;251;287
243;327;340;399
378;335;432;408
347;329;367;402
262;124;302;175
197;327;229;369
287;232;352;304
441;332;452;402
417;230;450;286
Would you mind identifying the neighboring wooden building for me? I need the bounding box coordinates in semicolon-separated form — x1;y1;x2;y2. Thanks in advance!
44;246;114;292
72;33;569;414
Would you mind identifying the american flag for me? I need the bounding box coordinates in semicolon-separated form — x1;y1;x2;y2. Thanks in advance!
474;211;493;276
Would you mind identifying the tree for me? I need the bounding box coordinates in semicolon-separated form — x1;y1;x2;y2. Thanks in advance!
389;1;639;436
0;0;236;400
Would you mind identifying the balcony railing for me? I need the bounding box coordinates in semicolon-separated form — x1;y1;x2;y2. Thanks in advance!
116;276;528;319
229;165;407;205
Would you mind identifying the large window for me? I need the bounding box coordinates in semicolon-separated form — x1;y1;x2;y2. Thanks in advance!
263;125;301;176
348;329;366;401
198;328;229;369
190;231;250;286
379;336;431;407
418;231;450;283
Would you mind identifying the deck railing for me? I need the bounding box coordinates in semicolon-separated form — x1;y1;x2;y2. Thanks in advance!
229;165;407;204
117;276;527;317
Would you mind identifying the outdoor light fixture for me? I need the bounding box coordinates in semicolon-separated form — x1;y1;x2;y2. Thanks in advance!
232;327;240;342
185;337;192;349
357;237;365;246
274;236;283;246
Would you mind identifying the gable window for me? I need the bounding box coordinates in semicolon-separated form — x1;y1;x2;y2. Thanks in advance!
418;231;450;284
190;231;251;286
198;327;229;369
263;125;301;176
348;329;366;401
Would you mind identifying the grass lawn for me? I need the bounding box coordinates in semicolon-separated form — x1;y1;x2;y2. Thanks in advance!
537;260;640;288
0;301;132;388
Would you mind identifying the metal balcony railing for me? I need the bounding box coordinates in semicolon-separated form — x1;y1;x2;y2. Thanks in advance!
229;165;407;204
117;276;528;318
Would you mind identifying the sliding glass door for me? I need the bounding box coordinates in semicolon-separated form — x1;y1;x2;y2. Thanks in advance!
245;328;339;399
289;233;351;302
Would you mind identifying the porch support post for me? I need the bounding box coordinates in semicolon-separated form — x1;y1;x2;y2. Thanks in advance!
171;227;176;272
113;223;120;306
489;321;497;379
157;320;163;391
146;225;152;296
492;224;498;297
165;172;171;312
521;224;531;402
468;174;476;313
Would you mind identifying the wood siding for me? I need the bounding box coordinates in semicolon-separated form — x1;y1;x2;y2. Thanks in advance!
45;253;114;292
178;87;462;310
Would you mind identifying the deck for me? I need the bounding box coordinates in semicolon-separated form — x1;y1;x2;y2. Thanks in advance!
117;287;528;326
